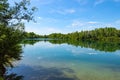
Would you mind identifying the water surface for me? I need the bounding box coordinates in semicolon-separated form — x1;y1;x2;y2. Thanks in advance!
8;40;120;80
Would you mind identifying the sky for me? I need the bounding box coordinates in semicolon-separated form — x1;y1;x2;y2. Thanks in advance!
9;0;120;35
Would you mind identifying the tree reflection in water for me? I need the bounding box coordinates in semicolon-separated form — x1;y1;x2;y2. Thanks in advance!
23;39;120;52
0;39;78;80
1;39;119;80
48;40;120;52
0;43;23;80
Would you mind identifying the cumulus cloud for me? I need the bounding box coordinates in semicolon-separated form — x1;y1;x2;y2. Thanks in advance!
69;20;99;28
66;20;120;31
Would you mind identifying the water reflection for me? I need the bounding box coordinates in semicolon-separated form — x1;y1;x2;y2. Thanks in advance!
22;38;54;45
0;39;79;80
12;65;78;80
0;43;23;80
7;39;120;80
19;40;120;80
23;39;120;52
1;38;120;80
22;40;41;45
49;40;120;52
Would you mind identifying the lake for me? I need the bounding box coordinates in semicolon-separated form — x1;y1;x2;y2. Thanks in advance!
8;40;120;80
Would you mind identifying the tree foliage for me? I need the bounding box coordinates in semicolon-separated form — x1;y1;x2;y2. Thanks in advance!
0;0;36;26
24;32;43;38
0;0;35;79
47;27;120;41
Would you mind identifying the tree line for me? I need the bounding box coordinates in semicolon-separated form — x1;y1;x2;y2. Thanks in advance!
24;32;43;38
47;27;120;41
26;27;120;41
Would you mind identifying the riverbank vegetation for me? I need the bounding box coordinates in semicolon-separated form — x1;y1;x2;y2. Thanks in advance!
0;0;35;79
25;27;120;42
24;32;44;38
23;27;120;52
47;27;120;41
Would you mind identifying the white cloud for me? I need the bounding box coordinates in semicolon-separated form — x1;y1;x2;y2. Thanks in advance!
66;20;100;31
66;20;120;31
71;21;84;27
65;9;76;14
51;9;76;15
66;46;99;55
94;0;105;6
25;17;120;35
26;26;65;35
38;17;42;19
87;21;98;24
35;41;61;48
69;20;99;28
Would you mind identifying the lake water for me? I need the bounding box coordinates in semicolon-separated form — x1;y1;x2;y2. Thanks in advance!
8;40;120;80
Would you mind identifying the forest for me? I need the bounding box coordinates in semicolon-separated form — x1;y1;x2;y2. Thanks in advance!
25;27;120;41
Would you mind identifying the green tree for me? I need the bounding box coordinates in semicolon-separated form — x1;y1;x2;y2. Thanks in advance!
0;0;36;79
0;0;36;26
46;27;120;41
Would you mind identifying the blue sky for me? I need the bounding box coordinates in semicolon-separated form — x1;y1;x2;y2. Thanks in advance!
10;0;120;34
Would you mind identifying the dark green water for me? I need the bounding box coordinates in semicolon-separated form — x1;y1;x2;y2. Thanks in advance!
8;40;120;80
